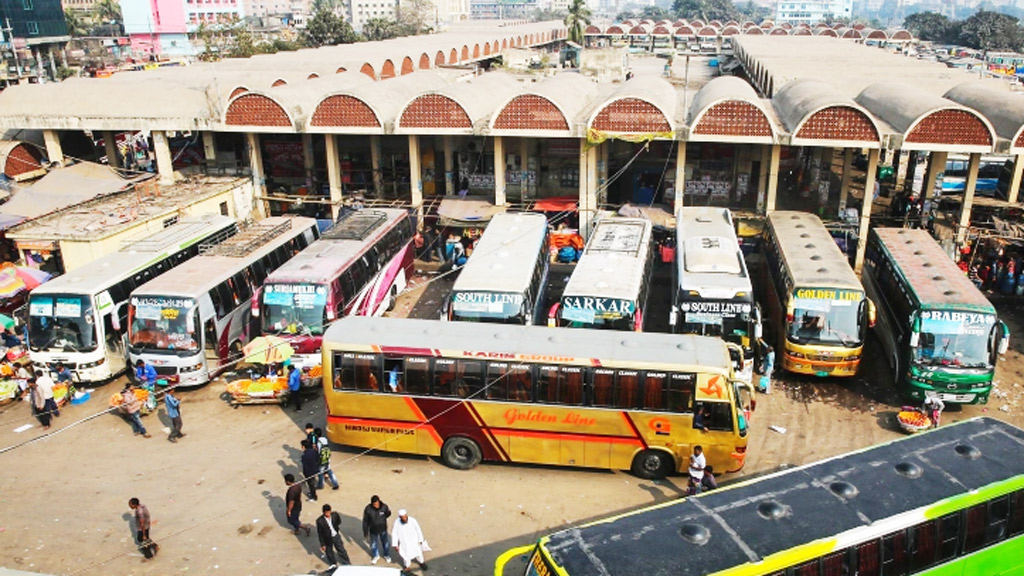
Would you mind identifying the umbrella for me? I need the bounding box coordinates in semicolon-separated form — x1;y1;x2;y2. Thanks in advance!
0;267;26;299
242;335;295;365
14;267;51;290
0;313;14;331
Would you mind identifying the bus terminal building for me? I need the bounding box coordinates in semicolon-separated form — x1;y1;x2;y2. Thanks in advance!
1;20;1023;272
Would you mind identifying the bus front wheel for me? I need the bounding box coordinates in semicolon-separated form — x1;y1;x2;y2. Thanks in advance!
632;450;673;479
441;437;482;470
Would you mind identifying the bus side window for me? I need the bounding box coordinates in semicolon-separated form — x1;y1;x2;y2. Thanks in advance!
881;530;909;576
591;369;615;407
560;367;584;405
937;513;960;562
1010;489;1024;536
985;496;1010;546
910;519;939;572
508;364;531;401
705;402;733;431
333;353;356;390
252;259;267;285
403;357;430;395
355;354;380;391
820;551;848;576
642;373;665;410
485;363;508;401
616;370;640;409
383;357;403;393
667;373;695;413
537;366;558;403
856;539;881;576
644;373;668;410
432;359;457;396
455;360;484;399
204;318;217;352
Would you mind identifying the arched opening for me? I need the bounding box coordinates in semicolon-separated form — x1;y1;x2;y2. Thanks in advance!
360;63;376;78
271;79;287;87
420;53;432;69
336;66;347;74
449;48;458;63
400;56;414;75
461;45;469;60
473;44;480;58
380;59;396;79
307;73;320;80
225;94;291;127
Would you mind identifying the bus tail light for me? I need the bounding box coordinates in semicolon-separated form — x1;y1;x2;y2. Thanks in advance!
735;446;747;454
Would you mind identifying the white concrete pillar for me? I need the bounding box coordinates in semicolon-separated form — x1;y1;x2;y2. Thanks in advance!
578;140;598;240
246;132;267;218
765;144;781;213
202;132;217;162
301;133;315;178
152;130;175;185
922;151;947;201
42;129;62;166
408;135;422;209
370;135;383;197
443;135;454;195
757;144;771;213
839;148;854;215
854;148;880;274
956;152;982;247
1007;153;1024;204
325;134;343;220
103;131;119;169
674;141;687;214
494;136;506;206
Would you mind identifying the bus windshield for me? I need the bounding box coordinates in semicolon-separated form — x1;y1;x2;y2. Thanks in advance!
261;283;327;336
679;300;752;345
559;296;636;330
128;296;199;352
788;289;864;347
28;294;98;353
449;291;526;324
914;311;995;368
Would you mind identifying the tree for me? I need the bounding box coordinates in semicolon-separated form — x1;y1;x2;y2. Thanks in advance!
672;0;740;23
564;0;591;44
94;0;121;24
303;7;359;47
903;12;955;43
64;9;88;37
363;17;401;41
958;10;1023;51
396;0;434;35
638;5;672;21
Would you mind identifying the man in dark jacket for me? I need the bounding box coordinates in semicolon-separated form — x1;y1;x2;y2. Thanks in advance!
362;495;393;564
316;504;351;567
300;440;319;501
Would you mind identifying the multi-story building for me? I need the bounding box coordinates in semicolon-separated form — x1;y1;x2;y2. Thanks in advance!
349;0;398;31
243;0;312;27
1;0;69;81
470;0;536;19
120;0;190;56
775;0;852;23
183;0;247;29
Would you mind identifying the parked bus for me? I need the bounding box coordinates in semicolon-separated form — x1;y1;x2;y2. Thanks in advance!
762;211;874;377
671;207;762;383
445;212;550;325
863;228;1009;404
939;154;1006;196
27;214;237;383
322;316;753;480
125;216;319;386
495;417;1024;576
255;209;415;368
547;217;653;331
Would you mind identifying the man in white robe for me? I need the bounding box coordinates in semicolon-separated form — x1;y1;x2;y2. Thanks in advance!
392;509;428;572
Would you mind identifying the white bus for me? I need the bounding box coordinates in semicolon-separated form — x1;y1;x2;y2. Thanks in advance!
670;207;761;383
547;217;654;331
124;216;319;387
255;208;416;368
445;212;550;326
27;214;238;383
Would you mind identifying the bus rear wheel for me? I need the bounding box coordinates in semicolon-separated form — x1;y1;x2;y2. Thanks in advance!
441;437;482;470
632;450;673;480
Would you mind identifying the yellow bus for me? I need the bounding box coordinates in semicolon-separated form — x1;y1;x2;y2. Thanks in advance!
322;316;754;479
763;212;875;377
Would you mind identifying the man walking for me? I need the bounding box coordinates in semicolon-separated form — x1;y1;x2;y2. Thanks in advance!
301;439;319;501
164;388;184;442
362;495;392;564
688;445;706;495
119;384;150;438
316;504;351;567
288;364;302;411
128;498;159;560
284;473;310;536
392;509;428;572
27;378;50;430
35;369;59;418
317;436;339;491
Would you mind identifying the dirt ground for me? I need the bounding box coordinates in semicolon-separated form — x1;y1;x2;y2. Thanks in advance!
2;268;1024;576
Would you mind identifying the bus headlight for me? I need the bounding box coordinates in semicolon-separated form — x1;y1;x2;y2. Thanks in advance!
846;354;860;361
180;363;204;373
789;352;806;359
79;358;106;369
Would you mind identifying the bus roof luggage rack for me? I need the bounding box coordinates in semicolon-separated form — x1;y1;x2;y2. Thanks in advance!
587;220;647;255
120;215;236;253
200;219;293;257
323;210;388;241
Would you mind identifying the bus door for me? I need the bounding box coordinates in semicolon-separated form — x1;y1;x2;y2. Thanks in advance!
692;373;741;472
198;297;219;367
101;307;128;377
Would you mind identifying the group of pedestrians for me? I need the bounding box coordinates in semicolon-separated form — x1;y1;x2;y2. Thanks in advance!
115;360;185;442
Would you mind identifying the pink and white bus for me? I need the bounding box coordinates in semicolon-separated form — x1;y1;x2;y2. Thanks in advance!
254;208;415;368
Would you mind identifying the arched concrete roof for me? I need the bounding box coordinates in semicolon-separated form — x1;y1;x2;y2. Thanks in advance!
588;76;676;135
305;72;400;133
607;25;626;34
697;26;717;37
675;26;695;36
816;28;837;37
773;78;880;147
397;73;521;134
652;25;672;35
490;74;598;135
791;27;812;36
224;91;295;131
585;25;602;34
722;25;741;35
944;82;1024;153
628;25;650;35
745;27;763;35
0;140;44;180
688;76;775;144
856;82;995;152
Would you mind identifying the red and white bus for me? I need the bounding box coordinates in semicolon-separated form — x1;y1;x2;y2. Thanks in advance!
255;208;415;368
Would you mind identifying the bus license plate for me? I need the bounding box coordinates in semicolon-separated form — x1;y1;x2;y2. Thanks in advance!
938;393;975;403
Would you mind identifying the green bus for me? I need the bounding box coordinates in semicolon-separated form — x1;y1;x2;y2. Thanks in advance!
494;417;1024;576
863;228;1010;404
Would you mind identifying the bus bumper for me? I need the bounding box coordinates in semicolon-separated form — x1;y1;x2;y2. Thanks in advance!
906;380;989;405
783;354;859;377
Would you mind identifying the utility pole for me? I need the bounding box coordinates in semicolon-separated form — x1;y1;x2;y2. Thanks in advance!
4;18;23;81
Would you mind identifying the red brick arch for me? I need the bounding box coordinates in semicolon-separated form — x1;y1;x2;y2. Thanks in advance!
400;94;471;128
360;63;375;78
483;43;491;56
473;44;480;58
307;73;319;80
692;100;772;137
591;98;671;133
271;78;287;87
229;86;248;99
461;45;469;60
1;142;43;178
906;109;992;147
796;106;878;142
400;56;414;75
419;53;431;69
225;94;291;127
1015;129;1024;149
449;48;457;63
336;66;347;74
310;95;381;128
381;59;396;79
494;94;569;131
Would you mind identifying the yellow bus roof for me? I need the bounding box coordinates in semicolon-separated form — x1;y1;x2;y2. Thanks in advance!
767;211;862;292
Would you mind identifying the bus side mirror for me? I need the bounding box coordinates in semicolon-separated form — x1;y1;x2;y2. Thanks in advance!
110;302;126;332
250;288;262;318
753;306;763;339
998;321;1010;355
909;315;921;347
867;299;877;328
669;307;678;328
547;303;559;328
